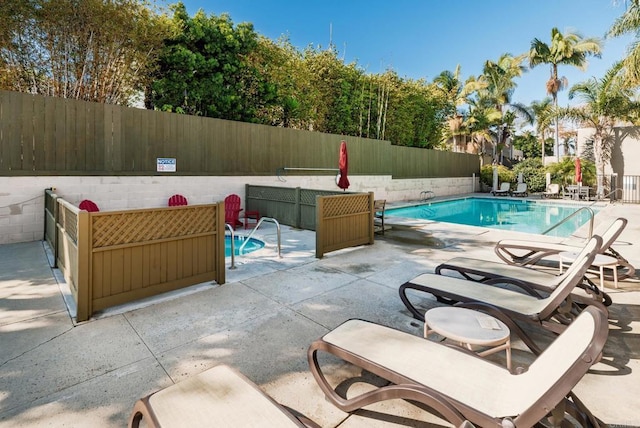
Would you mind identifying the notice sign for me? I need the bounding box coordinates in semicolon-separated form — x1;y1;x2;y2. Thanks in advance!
157;158;176;172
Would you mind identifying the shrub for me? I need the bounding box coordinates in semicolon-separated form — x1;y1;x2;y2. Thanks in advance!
545;157;596;188
480;164;515;189
512;158;546;193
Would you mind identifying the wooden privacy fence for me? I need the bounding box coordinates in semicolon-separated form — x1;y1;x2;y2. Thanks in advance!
45;189;225;321
316;193;375;258
1;90;479;179
245;184;353;230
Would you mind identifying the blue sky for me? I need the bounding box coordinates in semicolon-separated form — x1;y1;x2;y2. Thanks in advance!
177;0;634;108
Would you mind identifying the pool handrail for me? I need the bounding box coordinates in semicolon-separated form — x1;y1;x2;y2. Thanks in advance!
239;217;282;258
225;223;237;270
541;206;594;238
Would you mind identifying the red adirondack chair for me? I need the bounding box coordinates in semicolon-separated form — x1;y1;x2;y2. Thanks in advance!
168;194;188;206
224;194;243;229
79;199;100;212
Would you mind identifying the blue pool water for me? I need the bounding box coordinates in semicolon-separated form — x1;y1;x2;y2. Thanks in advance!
225;235;265;256
384;197;598;237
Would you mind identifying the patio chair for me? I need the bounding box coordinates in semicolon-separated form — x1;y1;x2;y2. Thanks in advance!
399;235;601;345
495;217;635;281
374;199;386;235
129;364;319;428
225;194;243;229
542;183;561;198
79;199;100;212
511;182;528;197
168;194;188;206
491;182;510;196
308;305;608;427
434;252;612;308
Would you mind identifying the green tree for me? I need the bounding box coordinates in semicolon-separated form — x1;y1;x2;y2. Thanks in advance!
433;65;484;150
512;130;553;159
528;28;602;160
0;0;168;104
529;98;555;160
512;158;546;192
608;0;640;86
560;62;640;196
150;3;264;120
476;53;532;162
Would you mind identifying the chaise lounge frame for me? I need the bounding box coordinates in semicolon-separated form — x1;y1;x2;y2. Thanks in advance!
435;254;612;308
495;217;635;281
308;306;608;427
399;236;602;351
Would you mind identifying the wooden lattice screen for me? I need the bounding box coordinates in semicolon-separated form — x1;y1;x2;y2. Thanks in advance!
315;192;374;258
52;197;225;321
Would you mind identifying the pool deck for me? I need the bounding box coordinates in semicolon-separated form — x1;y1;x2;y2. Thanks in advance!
1;195;640;427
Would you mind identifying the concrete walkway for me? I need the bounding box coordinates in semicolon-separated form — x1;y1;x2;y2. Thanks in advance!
1;200;639;427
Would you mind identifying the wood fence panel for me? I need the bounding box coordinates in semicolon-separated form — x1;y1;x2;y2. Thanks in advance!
7;91;24;170
315;192;374;258
2;91;479;177
49;197;225;321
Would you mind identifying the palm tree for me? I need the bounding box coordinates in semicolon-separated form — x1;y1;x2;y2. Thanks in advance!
433;65;484;151
528;28;602;161
608;0;640;86
477;53;532;162
559;62;640;197
529;98;554;160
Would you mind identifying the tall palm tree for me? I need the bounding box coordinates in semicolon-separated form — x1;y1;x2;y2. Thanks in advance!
529;28;602;161
433;65;484;151
608;0;640;86
529;98;554;160
477;53;532;162
559;62;639;197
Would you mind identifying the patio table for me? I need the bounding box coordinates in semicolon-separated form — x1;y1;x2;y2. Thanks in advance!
424;306;511;370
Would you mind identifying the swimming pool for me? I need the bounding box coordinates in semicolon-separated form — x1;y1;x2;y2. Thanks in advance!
225;235;265;256
384;197;598;237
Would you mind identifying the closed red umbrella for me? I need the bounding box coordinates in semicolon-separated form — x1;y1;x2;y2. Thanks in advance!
337;140;350;190
575;157;582;184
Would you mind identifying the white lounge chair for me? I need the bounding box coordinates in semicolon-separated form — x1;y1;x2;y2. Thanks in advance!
511;182;528;197
495;217;635;281
542;183;561;198
399;236;601;343
129;365;319;428
491;182;510;196
308;305;608;427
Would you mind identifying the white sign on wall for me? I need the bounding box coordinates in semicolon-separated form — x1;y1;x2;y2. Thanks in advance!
157;158;176;172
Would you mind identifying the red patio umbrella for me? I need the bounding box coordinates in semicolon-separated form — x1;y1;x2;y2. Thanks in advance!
574;157;582;184
337;140;350;190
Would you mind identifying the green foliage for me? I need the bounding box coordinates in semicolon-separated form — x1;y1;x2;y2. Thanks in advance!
150;3;265;120
512;131;554;159
512;158;546;192
0;0;168;103
480;164;514;187
545;157;596;187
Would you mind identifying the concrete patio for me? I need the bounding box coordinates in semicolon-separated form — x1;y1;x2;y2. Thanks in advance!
1;199;639;427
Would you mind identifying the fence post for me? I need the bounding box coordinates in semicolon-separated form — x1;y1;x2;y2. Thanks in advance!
369;192;375;244
295;187;301;229
76;210;92;322
315;195;324;259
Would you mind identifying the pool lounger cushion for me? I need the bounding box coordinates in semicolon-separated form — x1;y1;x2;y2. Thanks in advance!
308;306;608;427
129;364;319;428
435;256;612;307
